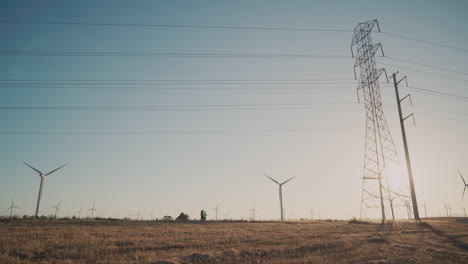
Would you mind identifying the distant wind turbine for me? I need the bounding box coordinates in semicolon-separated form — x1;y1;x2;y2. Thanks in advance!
458;170;468;200
211;204;220;221
405;200;412;220
443;202;451;217
51;201;61;218
88;202;99;218
250;204;257;221
76;209;83;219
23;162;68;218
7;200;20;217
136;211;143;220
264;173;296;221
308;208;314;220
422;203;427;218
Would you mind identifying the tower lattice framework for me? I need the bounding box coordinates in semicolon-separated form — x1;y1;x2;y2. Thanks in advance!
351;20;411;220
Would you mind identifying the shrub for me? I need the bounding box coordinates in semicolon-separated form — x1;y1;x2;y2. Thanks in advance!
176;213;189;222
162;215;173;221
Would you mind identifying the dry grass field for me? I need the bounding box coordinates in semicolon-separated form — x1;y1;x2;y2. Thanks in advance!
1;218;467;264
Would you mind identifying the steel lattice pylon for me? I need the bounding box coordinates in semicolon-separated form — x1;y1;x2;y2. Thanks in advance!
351;20;411;221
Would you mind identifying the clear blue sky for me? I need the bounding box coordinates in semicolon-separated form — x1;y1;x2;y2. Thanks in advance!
1;0;467;220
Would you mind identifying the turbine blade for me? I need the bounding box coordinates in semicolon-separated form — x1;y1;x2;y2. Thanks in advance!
463;186;467;200
459;169;466;185
45;163;69;176
23;162;43;175
280;176;296;186
263;173;279;185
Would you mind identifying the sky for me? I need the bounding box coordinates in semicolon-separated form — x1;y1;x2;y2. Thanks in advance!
0;0;467;220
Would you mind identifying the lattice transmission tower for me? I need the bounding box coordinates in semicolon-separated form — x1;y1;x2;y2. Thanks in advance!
351;20;411;221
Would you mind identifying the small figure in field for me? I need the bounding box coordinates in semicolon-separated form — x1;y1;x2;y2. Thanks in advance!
200;210;207;221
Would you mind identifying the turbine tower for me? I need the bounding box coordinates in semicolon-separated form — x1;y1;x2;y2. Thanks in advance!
23;162;68;218
351;20;410;221
7;200;20;217
51;201;61;218
458;170;468;200
264;173;296;221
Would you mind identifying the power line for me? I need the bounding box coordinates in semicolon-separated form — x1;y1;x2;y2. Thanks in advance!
378;63;468;82
413;112;468;125
0;85;353;91
401;85;468;101
0;81;357;86
0;20;353;32
384;106;468;125
0;102;360;111
381;83;468;103
410;105;468;117
0;78;356;82
1;20;466;53
380;32;468;53
0;127;360;135
410;125;468;136
0;50;352;59
383;56;468;76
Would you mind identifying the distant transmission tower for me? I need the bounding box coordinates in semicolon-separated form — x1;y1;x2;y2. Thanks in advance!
351;20;410;221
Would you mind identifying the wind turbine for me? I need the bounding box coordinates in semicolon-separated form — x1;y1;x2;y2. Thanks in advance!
88;202;99;218
443;202;451;217
135;211;143;220
308;208;314;220
23;162;68;218
51;201;61;218
7;201;20;217
264;173;296;221
250;204;257;221
422;202;427;218
458;170;468;200
405;200;412;219
211;204;220;221
76;209;83;219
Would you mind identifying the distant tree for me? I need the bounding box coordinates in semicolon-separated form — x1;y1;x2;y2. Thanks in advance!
162;215;173;221
176;212;189;222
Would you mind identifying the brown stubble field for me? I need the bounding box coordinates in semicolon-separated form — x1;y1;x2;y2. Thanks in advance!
1;218;467;264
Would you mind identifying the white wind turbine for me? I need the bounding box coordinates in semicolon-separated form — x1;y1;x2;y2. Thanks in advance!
88;202;99;218
211;204;220;221
7;200;20;217
23;162;68;218
458;170;468;200
76;209;83;219
250;204;257;221
308;208;314;220
51;201;61;218
135;211;144;220
443;202;451;217
264;173;296;221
